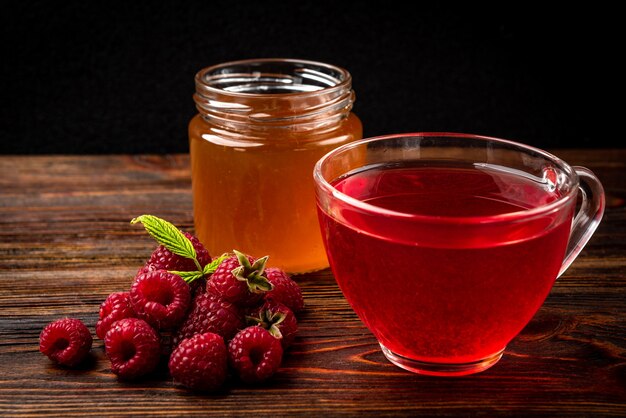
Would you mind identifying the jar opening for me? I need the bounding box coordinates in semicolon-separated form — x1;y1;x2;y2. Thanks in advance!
198;59;348;95
193;58;354;128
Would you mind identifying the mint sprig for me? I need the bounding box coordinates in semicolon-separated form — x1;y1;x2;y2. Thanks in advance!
131;214;202;274
167;270;204;283
131;214;197;260
169;254;230;283
131;215;233;284
203;254;229;276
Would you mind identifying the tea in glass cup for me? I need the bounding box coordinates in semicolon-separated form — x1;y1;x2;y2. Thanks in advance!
314;133;605;376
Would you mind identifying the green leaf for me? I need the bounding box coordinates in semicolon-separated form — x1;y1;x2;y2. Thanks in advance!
203;254;229;275
131;215;197;261
169;270;204;283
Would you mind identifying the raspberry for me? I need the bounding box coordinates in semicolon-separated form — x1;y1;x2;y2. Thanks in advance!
173;291;244;346
39;318;92;367
169;332;228;391
139;263;207;296
146;232;211;272
264;267;304;313
104;318;160;379
228;326;283;384
136;263;157;276
130;270;191;329
248;300;298;349
95;292;136;339
208;250;272;307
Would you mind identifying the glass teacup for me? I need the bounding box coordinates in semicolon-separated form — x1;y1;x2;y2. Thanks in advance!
314;133;604;376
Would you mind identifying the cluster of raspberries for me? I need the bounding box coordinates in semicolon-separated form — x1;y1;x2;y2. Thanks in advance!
39;221;303;392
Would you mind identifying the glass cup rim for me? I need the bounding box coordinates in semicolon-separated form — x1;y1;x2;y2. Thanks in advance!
313;132;580;225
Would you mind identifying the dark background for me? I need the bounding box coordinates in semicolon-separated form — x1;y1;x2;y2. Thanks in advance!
1;2;621;154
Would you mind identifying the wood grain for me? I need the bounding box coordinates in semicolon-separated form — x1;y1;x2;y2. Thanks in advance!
1;151;625;417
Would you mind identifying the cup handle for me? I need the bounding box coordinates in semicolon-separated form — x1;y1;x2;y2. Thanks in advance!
558;167;606;277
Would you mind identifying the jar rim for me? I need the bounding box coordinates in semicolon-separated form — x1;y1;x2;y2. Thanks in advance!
193;58;355;127
194;58;352;98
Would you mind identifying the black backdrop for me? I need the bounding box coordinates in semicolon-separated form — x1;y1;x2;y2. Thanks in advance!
1;2;621;154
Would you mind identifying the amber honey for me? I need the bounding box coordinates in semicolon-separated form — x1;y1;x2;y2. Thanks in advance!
189;59;361;273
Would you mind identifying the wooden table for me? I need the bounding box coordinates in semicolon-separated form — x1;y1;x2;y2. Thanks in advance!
1;151;625;416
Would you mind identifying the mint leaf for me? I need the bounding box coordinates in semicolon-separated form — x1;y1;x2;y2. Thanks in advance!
203;254;229;275
169;270;204;283
131;215;197;261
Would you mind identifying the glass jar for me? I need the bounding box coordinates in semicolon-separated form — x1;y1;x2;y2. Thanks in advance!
189;58;362;273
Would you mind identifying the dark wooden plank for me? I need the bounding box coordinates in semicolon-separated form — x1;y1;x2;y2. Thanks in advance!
0;152;625;416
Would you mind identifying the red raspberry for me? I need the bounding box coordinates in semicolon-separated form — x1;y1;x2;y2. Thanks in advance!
248;300;298;349
146;232;211;272
95;292;136;339
136;263;157;276
173;291;244;347
207;250;272;307
104;318;160;379
39;318;92;367
130;270;191;329
169;332;228;391
264;267;304;314
228;326;283;384
138;257;205;296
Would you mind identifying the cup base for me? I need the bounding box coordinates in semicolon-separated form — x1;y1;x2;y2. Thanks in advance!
380;344;505;376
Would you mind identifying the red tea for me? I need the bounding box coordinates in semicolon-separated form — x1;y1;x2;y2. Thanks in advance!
317;163;575;364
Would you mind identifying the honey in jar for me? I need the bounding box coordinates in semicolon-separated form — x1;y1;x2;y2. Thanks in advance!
189;59;362;273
